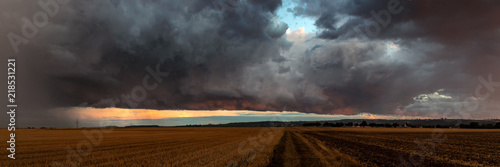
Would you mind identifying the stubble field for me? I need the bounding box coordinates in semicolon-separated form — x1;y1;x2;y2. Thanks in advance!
1;127;284;167
287;128;500;167
1;127;499;166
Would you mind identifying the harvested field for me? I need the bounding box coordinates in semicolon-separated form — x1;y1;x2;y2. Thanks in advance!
2;127;499;167
0;127;284;167
291;127;500;167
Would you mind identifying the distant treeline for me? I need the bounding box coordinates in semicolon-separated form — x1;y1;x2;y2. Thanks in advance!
21;121;500;129
179;119;500;128
307;121;500;129
124;125;160;128
459;122;500;129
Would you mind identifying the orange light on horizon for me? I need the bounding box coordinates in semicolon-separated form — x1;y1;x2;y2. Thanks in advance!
71;108;247;120
50;107;430;121
52;107;307;120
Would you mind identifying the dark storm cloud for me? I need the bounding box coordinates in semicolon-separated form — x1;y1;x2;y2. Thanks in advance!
0;0;291;126
286;0;500;117
1;0;500;127
293;0;500;43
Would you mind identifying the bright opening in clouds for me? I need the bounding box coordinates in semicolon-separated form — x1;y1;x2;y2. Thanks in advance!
277;0;317;33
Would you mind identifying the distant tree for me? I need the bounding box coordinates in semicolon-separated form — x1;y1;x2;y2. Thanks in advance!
361;121;368;127
303;122;321;127
347;122;354;127
392;122;399;127
406;123;416;128
323;122;334;127
486;124;494;129
336;122;345;127
354;123;359;127
469;122;480;128
496;122;500;128
436;124;442;128
459;124;469;128
368;123;377;127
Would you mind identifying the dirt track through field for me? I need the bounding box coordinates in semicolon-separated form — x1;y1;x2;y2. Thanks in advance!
268;130;361;167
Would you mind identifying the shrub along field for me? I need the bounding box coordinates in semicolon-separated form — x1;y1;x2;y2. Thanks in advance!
1;127;499;166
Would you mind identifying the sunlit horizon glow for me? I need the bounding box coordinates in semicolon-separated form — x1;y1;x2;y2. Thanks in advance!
51;107;430;123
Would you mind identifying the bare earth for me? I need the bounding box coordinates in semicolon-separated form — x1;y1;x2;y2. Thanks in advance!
1;127;499;167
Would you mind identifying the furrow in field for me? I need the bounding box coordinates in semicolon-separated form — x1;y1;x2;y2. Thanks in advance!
268;130;362;167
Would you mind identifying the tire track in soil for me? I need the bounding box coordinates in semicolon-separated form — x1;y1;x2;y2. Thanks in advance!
268;130;362;167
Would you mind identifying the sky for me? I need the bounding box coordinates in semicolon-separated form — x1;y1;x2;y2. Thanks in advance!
276;0;317;33
1;0;500;127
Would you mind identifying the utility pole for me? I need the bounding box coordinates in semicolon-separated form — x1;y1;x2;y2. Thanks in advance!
76;119;79;128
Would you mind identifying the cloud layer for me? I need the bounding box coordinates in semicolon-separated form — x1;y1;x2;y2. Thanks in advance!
1;0;500;126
